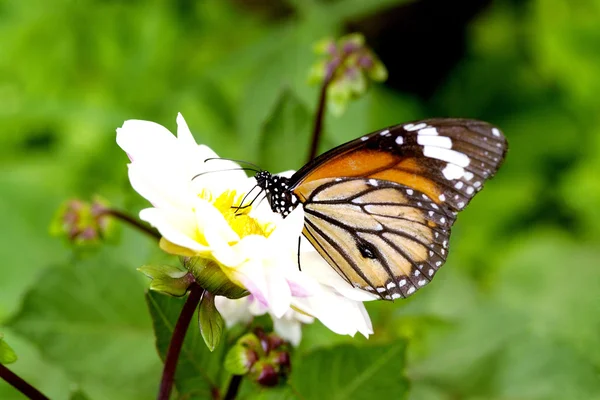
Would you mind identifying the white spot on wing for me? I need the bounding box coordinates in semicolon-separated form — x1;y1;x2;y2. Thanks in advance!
361;136;369;141
442;164;465;180
405;122;427;131
368;179;378;186
439;194;446;202
417;127;438;136
418;135;452;149
387;282;396;289
395;136;404;145
423;147;470;167
492;128;501;137
406;189;413;195
380;129;390;136
464;171;474;181
455;181;464;189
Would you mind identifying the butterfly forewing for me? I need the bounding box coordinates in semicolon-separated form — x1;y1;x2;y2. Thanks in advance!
288;118;507;299
291;118;507;215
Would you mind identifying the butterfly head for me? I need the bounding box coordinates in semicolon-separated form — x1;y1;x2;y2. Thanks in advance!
254;171;299;218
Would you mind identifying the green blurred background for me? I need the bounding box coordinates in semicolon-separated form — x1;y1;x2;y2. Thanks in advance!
1;0;599;399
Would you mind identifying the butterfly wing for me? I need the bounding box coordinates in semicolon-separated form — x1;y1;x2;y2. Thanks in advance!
301;178;452;299
290;118;507;299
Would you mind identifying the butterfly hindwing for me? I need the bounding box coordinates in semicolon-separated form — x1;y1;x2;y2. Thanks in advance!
301;177;453;299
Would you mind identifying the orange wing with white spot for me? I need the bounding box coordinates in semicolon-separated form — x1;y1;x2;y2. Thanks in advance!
289;118;507;299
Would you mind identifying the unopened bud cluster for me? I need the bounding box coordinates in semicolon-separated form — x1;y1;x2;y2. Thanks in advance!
225;328;291;387
308;33;388;115
50;197;114;246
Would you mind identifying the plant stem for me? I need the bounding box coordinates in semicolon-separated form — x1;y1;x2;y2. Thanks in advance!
307;77;331;162
157;283;204;400
307;54;348;162
0;364;50;400
224;375;242;400
100;208;161;241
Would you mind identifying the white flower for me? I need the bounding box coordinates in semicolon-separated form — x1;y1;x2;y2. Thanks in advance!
117;113;375;340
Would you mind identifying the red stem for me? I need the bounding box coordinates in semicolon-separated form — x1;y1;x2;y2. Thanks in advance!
0;363;50;400
157;283;204;400
224;375;242;400
100;209;161;241
307;55;349;162
307;78;332;162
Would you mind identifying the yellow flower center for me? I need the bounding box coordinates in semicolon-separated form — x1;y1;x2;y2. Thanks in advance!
159;188;275;259
204;189;273;240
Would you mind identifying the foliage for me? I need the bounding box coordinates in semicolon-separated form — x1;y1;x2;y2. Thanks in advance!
0;334;17;364
1;0;600;399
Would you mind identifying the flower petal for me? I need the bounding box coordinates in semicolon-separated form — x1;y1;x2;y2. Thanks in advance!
117;120;177;163
127;161;194;210
176;113;198;148
273;315;303;346
292;287;373;337
139;207;207;253
215;297;253;327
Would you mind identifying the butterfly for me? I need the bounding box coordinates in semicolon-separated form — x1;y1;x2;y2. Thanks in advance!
253;118;507;300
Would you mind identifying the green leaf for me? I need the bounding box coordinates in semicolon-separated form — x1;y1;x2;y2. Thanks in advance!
258;89;312;173
0;334;17;364
146;291;226;399
69;389;91;400
138;264;191;297
199;292;225;352
7;260;160;400
291;342;409;399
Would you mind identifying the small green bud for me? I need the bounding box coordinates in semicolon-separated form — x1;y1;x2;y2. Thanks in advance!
225;343;259;375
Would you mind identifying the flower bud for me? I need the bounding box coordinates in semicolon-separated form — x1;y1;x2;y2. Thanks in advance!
308;33;388;116
224;329;292;387
255;362;278;387
50;196;116;247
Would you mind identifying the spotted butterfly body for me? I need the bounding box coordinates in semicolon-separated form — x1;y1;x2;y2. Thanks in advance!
255;118;507;300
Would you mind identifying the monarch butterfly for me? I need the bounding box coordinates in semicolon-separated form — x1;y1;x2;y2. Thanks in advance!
253;118;507;300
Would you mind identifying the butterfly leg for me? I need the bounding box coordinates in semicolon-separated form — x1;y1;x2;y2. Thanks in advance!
297;236;302;271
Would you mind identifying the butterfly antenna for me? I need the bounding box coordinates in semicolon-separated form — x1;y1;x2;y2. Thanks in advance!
192;167;259;181
204;157;263;171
